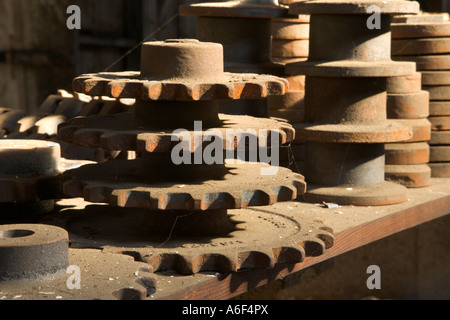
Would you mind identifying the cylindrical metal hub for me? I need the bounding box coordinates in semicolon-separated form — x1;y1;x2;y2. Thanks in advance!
196;17;272;66
0;224;69;280
305;77;387;124
140;39;224;80
306;142;385;186
309;14;391;61
0;140;61;177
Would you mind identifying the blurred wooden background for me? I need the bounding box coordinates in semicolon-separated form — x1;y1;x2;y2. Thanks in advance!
0;0;448;114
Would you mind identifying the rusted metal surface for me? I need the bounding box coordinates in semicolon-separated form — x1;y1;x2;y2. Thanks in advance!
395;118;431;142
392;22;450;39
392;38;450;56
62;160;305;210
430;146;450;162
391;12;450;179
392;12;449;23
58;112;294;153
44;204;333;275
430;131;450;145
289;0;419;14
385;142;430;165
386;72;422;94
423;85;450;100
0;224;68;280
429;163;450;177
429;116;450;131
180;1;292;117
0;223;157;300
285;0;419;205
55;39;319;275
179;0;290;19
385;164;431;188
0;140;93;216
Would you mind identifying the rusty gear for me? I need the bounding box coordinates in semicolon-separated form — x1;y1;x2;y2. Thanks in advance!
62;160;305;210
46;204;333;275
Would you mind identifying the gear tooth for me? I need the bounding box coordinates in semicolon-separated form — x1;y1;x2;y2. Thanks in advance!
100;131;137;151
303;239;326;257
63;179;84;197
83;78;108;96
73;77;86;94
113;190;154;208
158;193;196;210
108;80;142;99
242;82;267;99
317;229;335;249
270;185;297;202
72;128;102;148
83;183;113;204
213;83;233;100
188;83;201;101
135;274;158;297
146;253;192;275
241;189;272;207
200;192;237;210
267;79;288;96
237;251;273;270
191;253;236;274
143;82;162;100
272;246;305;265
57;124;78;142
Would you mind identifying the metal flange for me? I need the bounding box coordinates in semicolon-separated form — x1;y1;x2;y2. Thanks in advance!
429;163;450;177
385;164;431;188
430;131;450;145
387;91;430;119
45;204;334;275
385;142;430;165
392;22;450;39
393;54;450;71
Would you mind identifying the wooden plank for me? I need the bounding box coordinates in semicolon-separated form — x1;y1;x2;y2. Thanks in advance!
152;178;450;300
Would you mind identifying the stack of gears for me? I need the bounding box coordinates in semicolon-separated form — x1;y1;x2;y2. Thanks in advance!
285;0;419;206
1;89;134;163
392;12;450;177
384;72;431;188
53;39;334;275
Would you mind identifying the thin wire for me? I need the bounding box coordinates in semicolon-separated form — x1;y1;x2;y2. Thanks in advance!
157;211;195;248
103;13;179;72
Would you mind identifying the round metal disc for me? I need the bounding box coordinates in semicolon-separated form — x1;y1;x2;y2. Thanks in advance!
289;0;419;15
385;164;431;188
293;121;412;144
286;60;416;77
303;181;408;206
179;1;289;19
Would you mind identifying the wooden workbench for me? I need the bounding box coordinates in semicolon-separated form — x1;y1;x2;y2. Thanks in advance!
150;177;450;300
